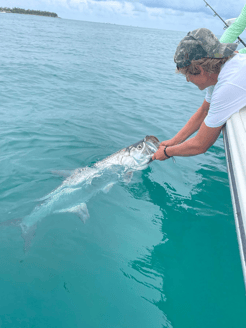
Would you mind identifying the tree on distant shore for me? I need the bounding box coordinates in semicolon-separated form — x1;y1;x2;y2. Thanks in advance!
0;7;58;17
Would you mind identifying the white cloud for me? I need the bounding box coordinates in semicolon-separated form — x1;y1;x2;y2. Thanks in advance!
2;0;246;18
1;0;246;35
64;0;246;19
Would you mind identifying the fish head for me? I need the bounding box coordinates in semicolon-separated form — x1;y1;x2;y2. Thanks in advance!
122;135;159;170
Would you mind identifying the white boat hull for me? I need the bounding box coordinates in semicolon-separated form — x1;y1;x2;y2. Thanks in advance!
223;106;246;288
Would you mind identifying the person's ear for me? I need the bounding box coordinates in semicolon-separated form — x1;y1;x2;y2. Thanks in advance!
198;65;205;75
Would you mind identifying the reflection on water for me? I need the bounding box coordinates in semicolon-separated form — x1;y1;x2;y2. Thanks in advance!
125;151;246;327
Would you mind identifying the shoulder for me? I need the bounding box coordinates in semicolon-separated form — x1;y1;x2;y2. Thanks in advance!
212;55;246;94
220;54;246;78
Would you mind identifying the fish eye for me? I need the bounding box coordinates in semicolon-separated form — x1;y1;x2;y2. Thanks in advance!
137;144;143;150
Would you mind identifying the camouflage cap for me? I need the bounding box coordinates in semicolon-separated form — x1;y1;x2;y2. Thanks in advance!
174;28;238;69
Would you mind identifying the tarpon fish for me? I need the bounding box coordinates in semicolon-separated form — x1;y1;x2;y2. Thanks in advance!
1;136;159;251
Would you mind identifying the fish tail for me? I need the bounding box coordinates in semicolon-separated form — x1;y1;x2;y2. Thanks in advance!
21;223;37;253
0;218;22;228
0;218;36;253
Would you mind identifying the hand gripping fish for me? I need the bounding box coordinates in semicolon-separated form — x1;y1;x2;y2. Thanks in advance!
1;136;159;251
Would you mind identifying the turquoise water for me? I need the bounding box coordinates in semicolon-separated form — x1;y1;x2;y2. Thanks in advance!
0;13;246;328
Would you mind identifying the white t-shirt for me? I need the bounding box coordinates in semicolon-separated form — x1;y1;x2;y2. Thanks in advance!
204;54;246;128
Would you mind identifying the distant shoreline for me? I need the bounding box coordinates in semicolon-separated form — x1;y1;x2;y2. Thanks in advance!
0;7;58;18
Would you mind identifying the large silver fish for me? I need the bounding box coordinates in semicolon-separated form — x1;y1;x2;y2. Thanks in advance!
1;135;159;251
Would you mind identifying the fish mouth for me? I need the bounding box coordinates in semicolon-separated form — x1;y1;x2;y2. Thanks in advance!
144;136;159;165
145;135;159;153
144;135;160;145
144;136;160;149
126;136;159;151
123;135;159;168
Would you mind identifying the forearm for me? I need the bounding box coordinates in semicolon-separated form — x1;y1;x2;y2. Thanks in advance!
220;5;246;44
152;122;223;161
166;122;222;158
172;103;208;145
239;48;246;54
167;137;205;157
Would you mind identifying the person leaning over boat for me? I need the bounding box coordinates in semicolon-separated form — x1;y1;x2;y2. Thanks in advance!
152;28;246;161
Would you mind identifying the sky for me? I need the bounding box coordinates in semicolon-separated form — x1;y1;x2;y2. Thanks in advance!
1;0;246;35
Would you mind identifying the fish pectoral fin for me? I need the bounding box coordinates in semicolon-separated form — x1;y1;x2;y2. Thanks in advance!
102;182;116;194
74;203;90;223
51;170;73;179
56;203;90;223
123;171;133;184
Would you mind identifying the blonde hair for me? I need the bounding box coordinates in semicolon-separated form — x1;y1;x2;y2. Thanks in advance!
176;54;235;76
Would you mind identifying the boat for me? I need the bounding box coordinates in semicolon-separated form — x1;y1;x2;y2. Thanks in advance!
223;105;246;288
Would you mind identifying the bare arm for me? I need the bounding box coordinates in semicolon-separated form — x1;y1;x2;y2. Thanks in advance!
161;99;210;146
152;122;223;160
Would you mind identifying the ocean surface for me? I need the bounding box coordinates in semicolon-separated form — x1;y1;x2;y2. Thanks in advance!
0;13;246;328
